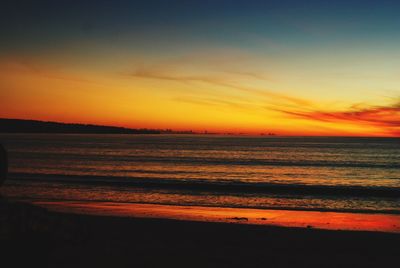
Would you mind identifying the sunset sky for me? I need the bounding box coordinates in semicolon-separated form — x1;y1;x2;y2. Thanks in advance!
1;0;399;136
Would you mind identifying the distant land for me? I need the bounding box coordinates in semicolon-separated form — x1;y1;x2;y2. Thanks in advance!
0;119;278;135
0;118;194;134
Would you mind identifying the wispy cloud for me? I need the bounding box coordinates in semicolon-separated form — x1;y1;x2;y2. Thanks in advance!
124;65;310;107
278;100;400;135
173;96;256;111
0;57;101;85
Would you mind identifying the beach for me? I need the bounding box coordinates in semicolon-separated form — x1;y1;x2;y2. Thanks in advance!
1;200;400;268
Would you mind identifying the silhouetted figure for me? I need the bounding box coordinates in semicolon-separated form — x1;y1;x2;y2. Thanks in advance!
0;144;7;186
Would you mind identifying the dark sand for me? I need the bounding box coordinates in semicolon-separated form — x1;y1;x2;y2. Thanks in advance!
1;202;399;268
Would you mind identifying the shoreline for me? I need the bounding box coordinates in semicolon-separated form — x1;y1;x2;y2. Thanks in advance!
33;200;400;233
10;197;399;215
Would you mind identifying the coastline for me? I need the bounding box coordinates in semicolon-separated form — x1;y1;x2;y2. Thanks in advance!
33;200;400;233
1;200;399;268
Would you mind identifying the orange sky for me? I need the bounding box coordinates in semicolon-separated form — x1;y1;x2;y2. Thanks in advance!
0;54;398;137
1;1;399;137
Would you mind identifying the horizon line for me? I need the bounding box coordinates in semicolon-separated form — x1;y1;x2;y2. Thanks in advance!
0;117;398;138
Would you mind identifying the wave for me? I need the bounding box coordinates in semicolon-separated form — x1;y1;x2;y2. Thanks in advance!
8;197;398;215
8;172;400;198
13;152;400;169
110;157;400;169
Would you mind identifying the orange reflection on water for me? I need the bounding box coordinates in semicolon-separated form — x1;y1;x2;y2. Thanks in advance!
34;201;400;233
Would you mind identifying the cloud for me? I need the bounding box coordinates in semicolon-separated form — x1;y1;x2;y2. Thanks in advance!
222;70;270;80
124;65;311;107
0;57;101;85
277;100;400;135
128;67;226;85
173;96;255;111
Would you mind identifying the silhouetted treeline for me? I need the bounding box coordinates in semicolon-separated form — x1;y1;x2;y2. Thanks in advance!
0;119;161;134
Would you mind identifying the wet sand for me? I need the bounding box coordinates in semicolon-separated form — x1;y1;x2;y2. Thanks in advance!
34;201;400;233
1;200;400;268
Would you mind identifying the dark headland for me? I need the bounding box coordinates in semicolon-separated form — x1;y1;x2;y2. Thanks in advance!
0;118;162;134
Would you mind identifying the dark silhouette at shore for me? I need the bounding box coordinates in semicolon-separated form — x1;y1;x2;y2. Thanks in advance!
0;118;161;134
0;144;7;186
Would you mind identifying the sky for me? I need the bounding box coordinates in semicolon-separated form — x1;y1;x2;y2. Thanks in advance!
1;0;399;136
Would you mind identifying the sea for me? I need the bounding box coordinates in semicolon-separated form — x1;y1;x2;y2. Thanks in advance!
0;134;399;214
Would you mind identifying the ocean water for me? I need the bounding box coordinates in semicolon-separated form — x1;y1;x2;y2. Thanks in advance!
0;134;399;213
